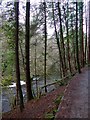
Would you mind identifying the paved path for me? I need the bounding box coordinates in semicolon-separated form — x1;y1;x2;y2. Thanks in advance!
55;67;89;118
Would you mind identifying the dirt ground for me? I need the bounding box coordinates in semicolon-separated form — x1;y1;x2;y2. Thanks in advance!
55;67;88;118
2;67;89;119
2;86;65;119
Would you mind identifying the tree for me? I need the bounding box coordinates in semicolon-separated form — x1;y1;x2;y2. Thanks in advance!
88;1;90;65
75;2;81;73
52;2;64;78
44;1;47;93
34;39;38;96
70;11;77;70
85;4;87;64
63;3;72;73
57;2;66;76
25;0;33;101
15;1;24;111
79;2;84;67
1;2;16;79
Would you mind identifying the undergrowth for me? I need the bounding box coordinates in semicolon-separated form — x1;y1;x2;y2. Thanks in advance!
45;93;64;119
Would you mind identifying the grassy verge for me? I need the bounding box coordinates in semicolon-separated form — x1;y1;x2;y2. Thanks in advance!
44;93;63;119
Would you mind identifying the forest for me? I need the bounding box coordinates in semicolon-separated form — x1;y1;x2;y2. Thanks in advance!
0;0;90;119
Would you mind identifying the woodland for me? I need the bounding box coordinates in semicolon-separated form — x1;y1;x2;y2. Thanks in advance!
0;0;90;118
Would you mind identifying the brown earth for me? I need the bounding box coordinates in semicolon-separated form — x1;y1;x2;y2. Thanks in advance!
2;86;66;119
2;67;89;120
55;67;89;119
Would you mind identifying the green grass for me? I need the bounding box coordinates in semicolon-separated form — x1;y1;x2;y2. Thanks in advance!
45;113;54;119
45;93;64;119
54;93;63;106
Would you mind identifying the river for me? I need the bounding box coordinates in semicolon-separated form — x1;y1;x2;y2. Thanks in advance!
1;78;57;113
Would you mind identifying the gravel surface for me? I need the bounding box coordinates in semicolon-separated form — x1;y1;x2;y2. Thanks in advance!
55;67;89;118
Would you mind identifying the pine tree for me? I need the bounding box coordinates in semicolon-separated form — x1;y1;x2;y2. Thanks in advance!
63;3;72;73
52;2;64;78
85;4;87;64
25;0;33;101
15;1;24;111
75;2;81;73
57;2;66;76
79;2;84;67
44;1;47;92
88;1;90;65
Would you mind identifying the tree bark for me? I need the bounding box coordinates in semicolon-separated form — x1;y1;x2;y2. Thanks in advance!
79;2;84;67
76;2;81;73
57;2;66;76
63;4;72;74
70;13;77;70
19;41;25;72
25;0;33;101
88;1;90;65
52;2;64;78
85;5;87;64
44;1;47;93
15;1;24;111
34;39;38;97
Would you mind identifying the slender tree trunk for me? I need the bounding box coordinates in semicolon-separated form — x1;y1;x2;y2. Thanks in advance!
58;2;66;76
76;2;81;73
63;4;72;74
44;1;47;93
35;40;38;97
79;2;84;67
88;1;90;65
25;0;33;101
52;2;64;78
15;1;24;111
71;14;77;70
19;42;25;72
1;54;4;76
81;3;84;67
85;5;87;64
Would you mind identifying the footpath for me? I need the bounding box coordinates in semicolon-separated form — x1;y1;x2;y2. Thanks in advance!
55;67;89;118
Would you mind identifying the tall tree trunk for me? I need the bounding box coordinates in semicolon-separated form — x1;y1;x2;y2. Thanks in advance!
44;1;47;93
35;39;38;97
85;5;87;64
1;54;4;77
25;0;33;101
52;2;64;78
76;2;81;73
88;1;90;65
15;1;24;111
81;2;84;67
79;2;84;67
57;2;66;76
71;14;77;71
63;4;72;74
19;42;25;72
